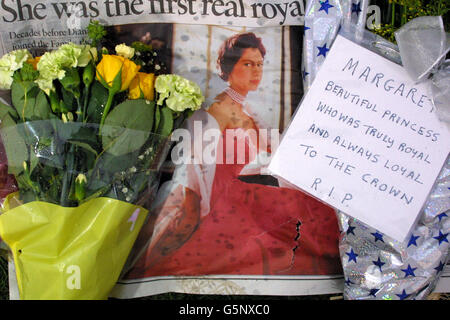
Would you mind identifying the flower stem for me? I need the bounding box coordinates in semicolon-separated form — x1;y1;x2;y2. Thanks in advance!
82;86;90;123
23;161;40;201
60;144;76;206
76;97;83;122
99;89;115;131
391;3;395;26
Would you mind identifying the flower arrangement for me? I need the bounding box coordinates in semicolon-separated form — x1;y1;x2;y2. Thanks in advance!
0;21;204;299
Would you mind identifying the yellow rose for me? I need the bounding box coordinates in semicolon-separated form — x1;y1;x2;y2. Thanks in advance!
128;72;155;100
96;54;140;92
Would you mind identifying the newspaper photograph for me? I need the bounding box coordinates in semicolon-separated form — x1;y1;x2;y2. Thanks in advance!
106;22;345;298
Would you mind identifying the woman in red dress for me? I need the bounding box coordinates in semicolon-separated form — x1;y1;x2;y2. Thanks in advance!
127;32;341;278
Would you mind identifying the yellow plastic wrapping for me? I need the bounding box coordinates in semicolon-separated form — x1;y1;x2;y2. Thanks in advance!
0;196;148;300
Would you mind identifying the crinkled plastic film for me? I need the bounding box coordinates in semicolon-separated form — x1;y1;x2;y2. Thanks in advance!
0;120;172;299
0;196;148;300
298;1;450;299
335;25;450;301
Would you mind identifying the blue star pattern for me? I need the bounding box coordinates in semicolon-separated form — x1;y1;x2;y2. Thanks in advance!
303;26;310;34
369;288;379;297
346;225;356;235
434;261;445;273
372;257;385;271
407;234;420;247
433;231;449;245
305;2;449;301
401;264;417;278
302;68;309;80
318;0;334;14
346;248;358;263
352;2;362;14
345;278;354;285
437;212;448;222
396;289;409;300
371;231;384;243
317;43;330;57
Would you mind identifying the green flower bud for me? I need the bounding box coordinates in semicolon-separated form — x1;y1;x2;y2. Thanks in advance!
83;63;95;87
75;173;87;201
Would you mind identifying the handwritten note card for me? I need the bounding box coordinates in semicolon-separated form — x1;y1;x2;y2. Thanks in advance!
269;35;449;243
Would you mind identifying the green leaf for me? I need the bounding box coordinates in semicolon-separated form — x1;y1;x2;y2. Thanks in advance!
59;68;80;92
156;107;173;137
18;189;36;204
81;185;110;205
11;80;33;120
111;66;122;94
33;90;52;119
154;105;160;133
86;81;109;123
0;114;28;175
29;146;39;174
68;140;98;157
95;151;139;179
101;99;154;156
0;101;18;120
11;81;52;121
60;86;77;112
54;121;98;146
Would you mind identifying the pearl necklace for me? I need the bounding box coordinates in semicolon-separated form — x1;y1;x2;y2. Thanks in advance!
225;87;246;105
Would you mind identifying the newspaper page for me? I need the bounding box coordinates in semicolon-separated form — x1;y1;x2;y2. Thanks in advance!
8;257;450;298
0;0;305;55
0;0;448;299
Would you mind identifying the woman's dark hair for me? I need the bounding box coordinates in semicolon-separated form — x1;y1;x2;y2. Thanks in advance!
217;32;266;81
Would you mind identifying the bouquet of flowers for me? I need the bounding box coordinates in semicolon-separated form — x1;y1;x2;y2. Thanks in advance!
0;21;204;300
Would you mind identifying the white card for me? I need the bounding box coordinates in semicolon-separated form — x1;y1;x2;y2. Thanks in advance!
269;35;449;243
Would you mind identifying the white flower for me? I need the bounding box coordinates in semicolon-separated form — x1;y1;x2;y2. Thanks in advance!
115;44;135;59
0;49;32;89
75;173;87;184
35;43;94;94
129;166;137;173
155;74;204;112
